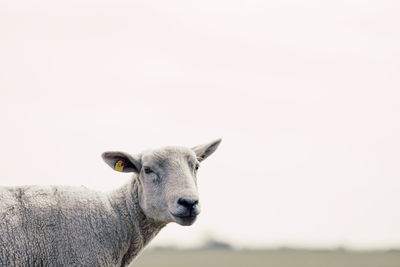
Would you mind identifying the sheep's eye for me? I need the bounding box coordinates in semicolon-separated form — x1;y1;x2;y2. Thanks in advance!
195;164;200;171
144;167;153;174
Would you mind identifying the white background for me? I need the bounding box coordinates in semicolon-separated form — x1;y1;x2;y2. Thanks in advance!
1;0;399;249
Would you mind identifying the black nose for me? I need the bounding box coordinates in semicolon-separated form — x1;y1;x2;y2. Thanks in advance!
177;198;198;210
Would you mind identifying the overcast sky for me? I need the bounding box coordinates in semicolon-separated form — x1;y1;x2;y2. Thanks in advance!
1;0;400;249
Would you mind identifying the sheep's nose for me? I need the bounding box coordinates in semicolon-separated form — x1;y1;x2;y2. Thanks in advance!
177;198;198;210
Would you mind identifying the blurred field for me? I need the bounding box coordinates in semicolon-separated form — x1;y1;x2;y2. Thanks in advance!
133;249;400;267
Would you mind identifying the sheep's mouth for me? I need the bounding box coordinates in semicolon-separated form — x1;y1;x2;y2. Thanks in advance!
170;213;197;226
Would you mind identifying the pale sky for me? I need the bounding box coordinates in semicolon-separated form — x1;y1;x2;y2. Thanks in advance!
1;0;400;249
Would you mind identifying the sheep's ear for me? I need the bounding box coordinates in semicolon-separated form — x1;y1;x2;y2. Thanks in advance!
102;151;142;173
192;138;222;162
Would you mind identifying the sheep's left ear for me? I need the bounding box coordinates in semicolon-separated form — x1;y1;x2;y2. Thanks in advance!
102;151;142;173
192;138;222;162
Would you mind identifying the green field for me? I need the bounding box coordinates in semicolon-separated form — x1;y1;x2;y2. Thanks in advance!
133;249;400;267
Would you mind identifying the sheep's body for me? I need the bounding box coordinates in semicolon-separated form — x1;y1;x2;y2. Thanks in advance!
0;177;163;266
0;139;221;266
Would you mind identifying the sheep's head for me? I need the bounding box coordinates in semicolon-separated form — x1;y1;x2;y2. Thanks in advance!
102;139;221;226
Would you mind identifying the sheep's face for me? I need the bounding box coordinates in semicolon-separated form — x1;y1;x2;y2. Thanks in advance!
102;139;221;226
138;147;201;226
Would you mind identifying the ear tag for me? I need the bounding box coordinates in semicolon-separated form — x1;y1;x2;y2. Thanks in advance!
199;152;206;160
114;160;124;172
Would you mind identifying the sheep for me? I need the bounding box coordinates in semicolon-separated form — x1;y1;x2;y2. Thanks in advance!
0;139;221;266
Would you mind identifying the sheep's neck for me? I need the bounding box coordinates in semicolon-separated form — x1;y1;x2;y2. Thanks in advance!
131;177;166;245
109;178;166;266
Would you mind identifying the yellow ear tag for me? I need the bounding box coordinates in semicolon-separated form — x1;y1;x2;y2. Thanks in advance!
114;160;124;172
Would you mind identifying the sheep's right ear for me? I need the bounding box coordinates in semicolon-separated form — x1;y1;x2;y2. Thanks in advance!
102;152;142;173
192;138;222;162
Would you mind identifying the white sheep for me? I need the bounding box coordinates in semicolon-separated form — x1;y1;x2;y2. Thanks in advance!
0;139;221;266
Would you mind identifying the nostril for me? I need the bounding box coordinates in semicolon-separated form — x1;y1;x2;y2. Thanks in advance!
178;198;198;209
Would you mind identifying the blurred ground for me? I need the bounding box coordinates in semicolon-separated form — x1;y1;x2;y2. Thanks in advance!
133;249;400;267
